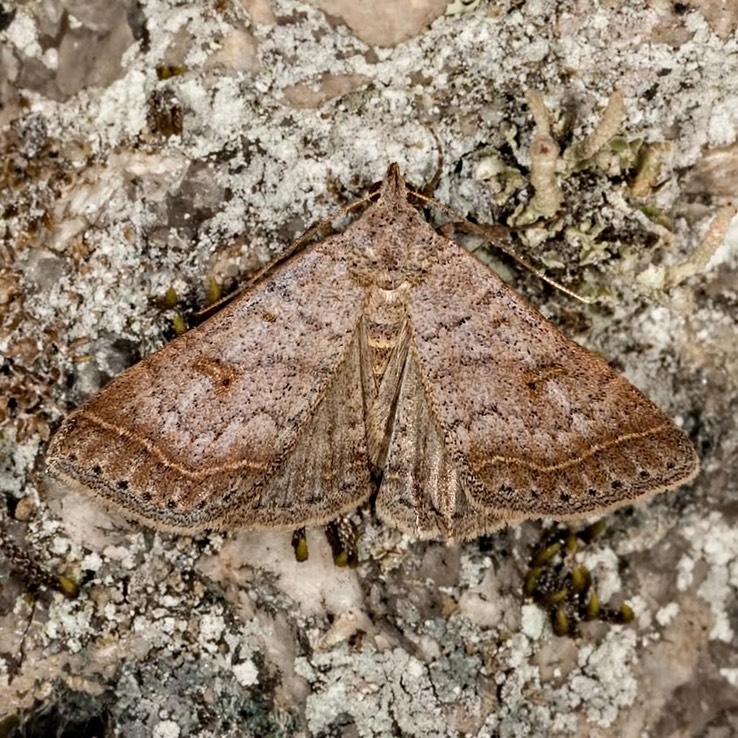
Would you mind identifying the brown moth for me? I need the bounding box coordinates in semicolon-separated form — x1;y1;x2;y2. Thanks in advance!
46;164;699;543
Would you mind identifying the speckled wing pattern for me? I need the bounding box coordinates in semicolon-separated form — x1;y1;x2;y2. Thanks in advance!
46;164;699;543
46;239;373;534
401;235;699;535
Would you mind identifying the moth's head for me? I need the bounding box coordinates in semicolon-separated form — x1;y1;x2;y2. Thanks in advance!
368;163;419;207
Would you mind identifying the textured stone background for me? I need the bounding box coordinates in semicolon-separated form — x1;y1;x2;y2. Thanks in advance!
1;1;737;736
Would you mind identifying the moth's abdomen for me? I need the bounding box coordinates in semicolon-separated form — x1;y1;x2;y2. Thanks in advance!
363;285;411;388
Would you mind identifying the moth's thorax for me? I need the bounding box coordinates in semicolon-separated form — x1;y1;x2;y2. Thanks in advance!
363;284;411;388
346;201;437;289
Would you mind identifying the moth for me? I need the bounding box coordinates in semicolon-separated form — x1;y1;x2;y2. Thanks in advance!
46;164;699;543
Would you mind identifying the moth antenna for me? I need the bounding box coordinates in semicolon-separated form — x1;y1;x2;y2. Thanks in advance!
451;219;593;304
408;188;593;305
420;124;444;198
194;187;378;320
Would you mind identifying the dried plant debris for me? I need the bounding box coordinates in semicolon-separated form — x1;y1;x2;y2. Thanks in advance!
524;521;635;637
490;89;628;226
472;90;703;297
0;115;76;249
0;357;59;442
0;121;85;442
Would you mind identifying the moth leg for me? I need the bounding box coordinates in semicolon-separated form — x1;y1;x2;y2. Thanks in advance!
324;516;359;568
290;519;359;567
291;527;309;562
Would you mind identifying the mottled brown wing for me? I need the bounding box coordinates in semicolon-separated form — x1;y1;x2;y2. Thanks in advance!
407;236;699;520
46;237;373;533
